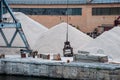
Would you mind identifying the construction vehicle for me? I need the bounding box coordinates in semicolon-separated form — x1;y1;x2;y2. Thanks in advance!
114;16;120;26
0;0;32;54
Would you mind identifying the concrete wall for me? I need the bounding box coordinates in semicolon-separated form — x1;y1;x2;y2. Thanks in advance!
10;3;120;33
0;59;120;80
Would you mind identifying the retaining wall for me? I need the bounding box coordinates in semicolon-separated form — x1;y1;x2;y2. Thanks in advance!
0;58;120;80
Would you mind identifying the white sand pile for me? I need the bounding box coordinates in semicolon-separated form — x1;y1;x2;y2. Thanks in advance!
0;12;48;54
34;22;93;56
78;26;120;62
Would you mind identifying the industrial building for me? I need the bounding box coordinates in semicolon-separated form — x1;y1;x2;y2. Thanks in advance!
7;0;120;33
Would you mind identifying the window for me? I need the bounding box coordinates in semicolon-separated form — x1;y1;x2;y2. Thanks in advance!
12;8;82;15
92;7;120;15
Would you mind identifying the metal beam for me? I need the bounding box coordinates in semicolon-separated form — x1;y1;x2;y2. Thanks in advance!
0;0;3;22
2;0;17;23
0;23;21;28
0;28;9;46
0;46;27;48
18;28;31;50
9;29;18;47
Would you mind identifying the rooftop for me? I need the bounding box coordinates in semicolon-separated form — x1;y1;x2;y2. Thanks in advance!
6;0;120;5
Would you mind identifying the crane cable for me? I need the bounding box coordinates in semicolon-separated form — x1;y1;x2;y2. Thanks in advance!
66;0;68;42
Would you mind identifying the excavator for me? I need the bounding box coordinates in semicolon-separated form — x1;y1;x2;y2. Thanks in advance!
0;0;33;54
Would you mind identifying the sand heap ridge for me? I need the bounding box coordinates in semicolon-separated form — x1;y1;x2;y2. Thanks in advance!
34;22;93;56
79;26;120;62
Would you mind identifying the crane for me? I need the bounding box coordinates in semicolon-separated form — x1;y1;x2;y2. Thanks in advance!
0;0;32;54
63;0;73;57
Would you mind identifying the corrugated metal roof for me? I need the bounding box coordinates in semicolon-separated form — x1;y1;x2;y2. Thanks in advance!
6;0;120;5
6;0;86;4
91;0;120;3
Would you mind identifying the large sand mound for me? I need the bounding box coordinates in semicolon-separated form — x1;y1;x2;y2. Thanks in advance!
34;22;93;56
78;26;120;62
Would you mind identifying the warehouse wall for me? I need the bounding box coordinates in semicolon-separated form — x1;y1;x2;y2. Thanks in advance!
10;3;120;33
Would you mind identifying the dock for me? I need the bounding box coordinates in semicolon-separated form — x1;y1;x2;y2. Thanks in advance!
0;55;120;80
